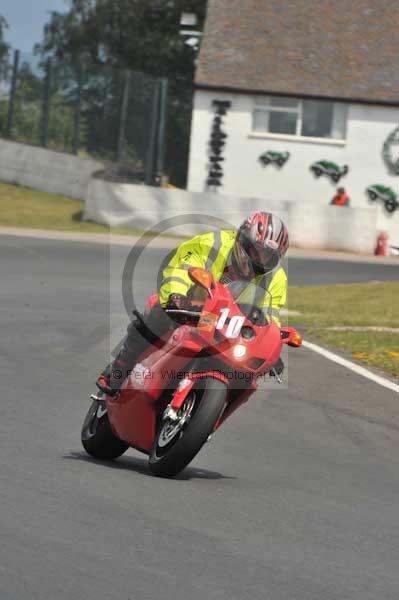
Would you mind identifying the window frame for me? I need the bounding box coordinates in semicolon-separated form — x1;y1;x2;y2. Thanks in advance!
252;96;347;142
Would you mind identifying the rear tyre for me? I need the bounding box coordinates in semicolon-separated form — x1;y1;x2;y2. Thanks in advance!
149;378;227;478
81;397;129;460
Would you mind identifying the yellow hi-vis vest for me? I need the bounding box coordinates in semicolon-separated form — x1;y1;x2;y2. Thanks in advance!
159;230;287;325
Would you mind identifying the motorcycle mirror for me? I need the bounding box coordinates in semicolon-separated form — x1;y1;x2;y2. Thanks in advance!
288;332;302;347
188;268;214;297
281;327;302;347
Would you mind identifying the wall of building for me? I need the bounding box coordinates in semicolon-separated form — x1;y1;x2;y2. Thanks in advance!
85;177;378;253
188;90;399;244
0;139;102;200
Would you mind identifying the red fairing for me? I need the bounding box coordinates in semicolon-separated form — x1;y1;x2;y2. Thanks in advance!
106;270;301;455
107;327;203;452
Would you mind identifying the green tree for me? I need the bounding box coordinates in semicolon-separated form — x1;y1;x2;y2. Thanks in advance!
0;15;10;135
37;0;207;185
0;15;9;62
2;56;86;152
39;1;206;77
12;62;42;143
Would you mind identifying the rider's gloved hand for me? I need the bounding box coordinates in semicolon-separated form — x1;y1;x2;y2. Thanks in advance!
167;293;190;310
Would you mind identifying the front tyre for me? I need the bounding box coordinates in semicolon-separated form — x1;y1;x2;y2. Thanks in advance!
81;397;129;460
368;191;377;201
385;199;398;214
149;378;227;478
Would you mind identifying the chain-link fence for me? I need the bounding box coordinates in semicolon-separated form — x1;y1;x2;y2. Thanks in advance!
0;51;168;185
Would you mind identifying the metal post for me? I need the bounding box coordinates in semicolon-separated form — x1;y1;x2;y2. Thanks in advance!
116;69;130;162
72;64;82;155
145;82;161;186
6;49;20;138
40;59;52;147
155;78;168;184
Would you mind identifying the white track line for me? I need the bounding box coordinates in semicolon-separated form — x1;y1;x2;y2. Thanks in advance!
303;340;399;394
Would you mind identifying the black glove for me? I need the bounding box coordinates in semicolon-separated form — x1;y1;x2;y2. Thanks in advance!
167;293;190;310
166;293;192;324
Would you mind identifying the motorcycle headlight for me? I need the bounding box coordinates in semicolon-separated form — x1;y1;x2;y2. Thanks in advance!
232;344;247;359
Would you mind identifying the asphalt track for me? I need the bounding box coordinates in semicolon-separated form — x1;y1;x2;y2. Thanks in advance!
1;233;399;600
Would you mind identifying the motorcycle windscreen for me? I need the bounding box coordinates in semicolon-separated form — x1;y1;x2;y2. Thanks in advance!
226;280;273;327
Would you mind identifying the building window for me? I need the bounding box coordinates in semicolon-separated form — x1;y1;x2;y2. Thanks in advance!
253;96;347;140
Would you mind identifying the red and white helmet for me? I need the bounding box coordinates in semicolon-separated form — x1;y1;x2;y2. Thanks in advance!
233;212;289;277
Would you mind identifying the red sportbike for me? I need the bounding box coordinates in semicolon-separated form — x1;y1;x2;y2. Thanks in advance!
81;268;302;477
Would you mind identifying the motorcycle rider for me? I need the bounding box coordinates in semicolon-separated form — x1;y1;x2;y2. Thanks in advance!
97;212;289;396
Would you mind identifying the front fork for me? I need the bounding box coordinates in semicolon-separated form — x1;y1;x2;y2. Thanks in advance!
164;372;258;437
163;371;229;423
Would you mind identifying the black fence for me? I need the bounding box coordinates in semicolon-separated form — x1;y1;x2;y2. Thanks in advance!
0;51;168;185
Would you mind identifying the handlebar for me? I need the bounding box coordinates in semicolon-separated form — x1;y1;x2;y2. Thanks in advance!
165;309;202;319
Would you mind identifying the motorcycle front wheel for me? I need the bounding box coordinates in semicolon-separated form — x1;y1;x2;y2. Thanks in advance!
149;377;227;478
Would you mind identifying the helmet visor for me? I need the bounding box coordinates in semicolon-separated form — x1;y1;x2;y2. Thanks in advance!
241;236;280;274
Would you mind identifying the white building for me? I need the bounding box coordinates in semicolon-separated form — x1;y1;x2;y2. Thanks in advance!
187;0;399;245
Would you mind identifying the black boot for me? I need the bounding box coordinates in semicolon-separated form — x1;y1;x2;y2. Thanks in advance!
96;360;129;397
96;319;144;396
96;309;165;396
96;304;175;396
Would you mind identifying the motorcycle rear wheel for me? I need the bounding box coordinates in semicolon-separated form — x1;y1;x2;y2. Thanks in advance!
149;377;227;478
81;397;129;460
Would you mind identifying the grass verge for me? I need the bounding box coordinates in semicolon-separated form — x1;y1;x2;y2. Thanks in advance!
288;282;399;377
0;181;180;237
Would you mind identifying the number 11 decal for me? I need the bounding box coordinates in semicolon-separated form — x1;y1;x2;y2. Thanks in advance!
216;308;245;339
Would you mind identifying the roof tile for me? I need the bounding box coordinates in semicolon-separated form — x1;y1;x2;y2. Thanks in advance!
196;0;399;104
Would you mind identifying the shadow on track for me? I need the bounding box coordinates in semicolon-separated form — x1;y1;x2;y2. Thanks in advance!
64;451;236;481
